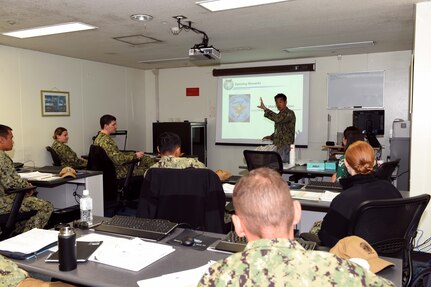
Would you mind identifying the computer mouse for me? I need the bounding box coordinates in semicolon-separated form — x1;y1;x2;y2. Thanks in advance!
289;182;304;190
181;236;195;246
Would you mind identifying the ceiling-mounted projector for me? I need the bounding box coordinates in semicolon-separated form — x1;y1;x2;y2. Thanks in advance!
189;47;221;60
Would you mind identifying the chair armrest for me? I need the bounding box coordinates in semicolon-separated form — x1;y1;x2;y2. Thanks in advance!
5;186;36;195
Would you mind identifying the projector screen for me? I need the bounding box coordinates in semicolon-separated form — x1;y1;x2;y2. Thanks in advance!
216;72;310;147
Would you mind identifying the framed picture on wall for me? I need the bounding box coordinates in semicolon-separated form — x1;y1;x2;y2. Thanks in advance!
41;90;70;116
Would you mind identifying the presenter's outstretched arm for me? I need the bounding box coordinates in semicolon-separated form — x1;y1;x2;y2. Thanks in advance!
257;97;267;111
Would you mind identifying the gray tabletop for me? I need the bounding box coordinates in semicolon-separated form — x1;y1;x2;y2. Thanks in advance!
13;219;402;287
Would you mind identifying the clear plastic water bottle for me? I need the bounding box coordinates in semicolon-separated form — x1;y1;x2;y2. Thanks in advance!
80;189;93;225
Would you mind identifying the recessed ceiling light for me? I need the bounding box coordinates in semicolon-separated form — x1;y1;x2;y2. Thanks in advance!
2;22;97;39
130;14;153;22
196;0;289;12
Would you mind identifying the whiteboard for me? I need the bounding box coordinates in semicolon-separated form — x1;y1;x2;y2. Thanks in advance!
327;71;384;109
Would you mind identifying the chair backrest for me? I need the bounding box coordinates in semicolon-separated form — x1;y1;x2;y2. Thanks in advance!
243;150;283;174
0;187;37;240
374;159;400;182
87;145;141;205
348;194;430;286
87;145;118;202
137;168;226;233
46;146;62;166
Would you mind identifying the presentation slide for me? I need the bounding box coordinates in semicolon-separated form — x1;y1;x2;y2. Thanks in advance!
216;72;309;146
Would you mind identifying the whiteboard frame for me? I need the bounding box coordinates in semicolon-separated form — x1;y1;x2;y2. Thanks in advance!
327;70;385;110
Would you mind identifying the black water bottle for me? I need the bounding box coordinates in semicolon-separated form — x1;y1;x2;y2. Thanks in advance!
58;226;77;271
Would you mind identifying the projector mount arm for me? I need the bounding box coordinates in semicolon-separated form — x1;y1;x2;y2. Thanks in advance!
174;16;210;49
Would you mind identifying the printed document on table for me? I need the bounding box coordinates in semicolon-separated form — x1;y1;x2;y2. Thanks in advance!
290;190;322;201
290;190;339;202
222;183;235;194
19;171;61;181
137;261;215;287
80;233;175;271
0;229;58;258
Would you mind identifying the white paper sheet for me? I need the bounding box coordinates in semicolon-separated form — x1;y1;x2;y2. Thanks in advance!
137;261;215;287
19;171;61;181
290;190;339;202
222;183;235;194
0;228;58;254
80;234;175;272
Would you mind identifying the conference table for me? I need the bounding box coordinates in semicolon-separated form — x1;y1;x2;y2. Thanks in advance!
12;217;402;287
20;166;104;216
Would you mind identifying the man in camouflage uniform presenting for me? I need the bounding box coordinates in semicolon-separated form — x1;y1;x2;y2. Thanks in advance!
258;93;296;163
199;168;394;287
0;125;53;234
93;114;155;179
148;132;205;171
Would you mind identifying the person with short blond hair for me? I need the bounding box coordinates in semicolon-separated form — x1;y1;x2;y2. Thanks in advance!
319;141;402;247
199;167;394;286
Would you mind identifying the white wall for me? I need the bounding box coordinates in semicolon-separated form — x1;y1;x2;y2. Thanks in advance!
0;45;148;166
1;45;412;176
151;51;412;173
2;43;425;239
410;2;431;244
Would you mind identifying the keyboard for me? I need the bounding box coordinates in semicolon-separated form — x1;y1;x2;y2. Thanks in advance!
95;215;178;241
214;231;316;253
304;180;342;191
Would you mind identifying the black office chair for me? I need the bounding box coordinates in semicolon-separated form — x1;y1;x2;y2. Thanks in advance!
46;146;62;166
243;150;283;174
0;186;38;240
86;145;142;217
410;267;431;287
137;168;226;233
347;194;430;287
374;159;400;182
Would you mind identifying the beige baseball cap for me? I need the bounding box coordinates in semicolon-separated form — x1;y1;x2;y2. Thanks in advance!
59;166;77;178
330;236;394;273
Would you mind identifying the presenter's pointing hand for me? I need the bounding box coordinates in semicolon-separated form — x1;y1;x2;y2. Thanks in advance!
257;97;267;110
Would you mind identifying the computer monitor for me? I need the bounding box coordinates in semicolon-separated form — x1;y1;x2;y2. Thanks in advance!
352;110;385;135
110;130;127;151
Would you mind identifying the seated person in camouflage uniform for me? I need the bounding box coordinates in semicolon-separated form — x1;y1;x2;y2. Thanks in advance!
51;127;87;169
148;131;205;170
0;124;54;234
93;114;155;179
1;254;76;287
199;167;394;287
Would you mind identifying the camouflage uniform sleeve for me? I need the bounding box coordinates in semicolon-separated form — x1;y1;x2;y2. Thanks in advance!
94;133;135;165
336;155;349;181
0;151;31;195
264;108;294;124
0;255;28;286
264;108;296;148
190;158;206;168
52;141;86;168
198;261;223;287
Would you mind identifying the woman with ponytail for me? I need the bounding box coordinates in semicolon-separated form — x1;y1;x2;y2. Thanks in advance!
318;141;402;247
